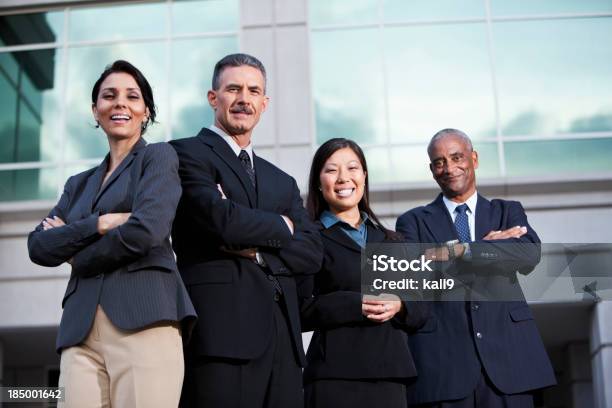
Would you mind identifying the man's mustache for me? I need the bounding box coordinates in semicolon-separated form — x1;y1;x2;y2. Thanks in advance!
230;105;253;114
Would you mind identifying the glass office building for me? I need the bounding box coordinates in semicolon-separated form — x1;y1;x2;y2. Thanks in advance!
1;1;611;407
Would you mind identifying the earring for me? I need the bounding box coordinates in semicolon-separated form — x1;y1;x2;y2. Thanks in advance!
318;186;322;191
141;117;149;131
95;121;100;129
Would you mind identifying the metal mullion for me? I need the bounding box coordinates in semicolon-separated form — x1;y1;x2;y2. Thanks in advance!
309;11;612;33
0;161;57;171
0;42;60;53
164;0;172;142
484;0;506;177
491;12;612;23
57;6;70;198
502;132;612;143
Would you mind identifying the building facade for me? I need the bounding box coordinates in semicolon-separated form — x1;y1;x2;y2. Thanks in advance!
0;0;611;406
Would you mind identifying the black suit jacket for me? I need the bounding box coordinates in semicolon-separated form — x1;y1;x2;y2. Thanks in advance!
28;139;196;352
395;194;556;404
170;128;323;364
301;223;428;383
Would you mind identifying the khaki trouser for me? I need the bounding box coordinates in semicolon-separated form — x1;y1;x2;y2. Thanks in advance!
58;306;183;408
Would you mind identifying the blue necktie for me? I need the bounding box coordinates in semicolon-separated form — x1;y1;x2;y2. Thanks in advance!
454;204;471;243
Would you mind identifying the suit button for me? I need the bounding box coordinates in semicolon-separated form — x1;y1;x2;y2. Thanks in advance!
267;275;274;281
476;332;483;339
273;293;280;302
472;304;480;311
278;267;287;273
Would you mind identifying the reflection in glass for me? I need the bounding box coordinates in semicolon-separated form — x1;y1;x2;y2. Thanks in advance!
0;11;63;45
69;2;166;42
170;37;238;139
361;146;391;185
0;167;58;201
310;0;378;26
0;49;62;163
312;28;387;145
383;0;485;22
65;43;167;160
172;0;239;34
472;142;500;179
491;0;612;16
390;145;432;182
384;23;496;143
505;138;612;177
494;18;612;136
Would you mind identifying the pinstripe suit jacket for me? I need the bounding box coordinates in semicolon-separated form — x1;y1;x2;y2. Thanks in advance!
28;138;196;352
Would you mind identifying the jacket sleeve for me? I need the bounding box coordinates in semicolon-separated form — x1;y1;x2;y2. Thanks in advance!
70;143;181;276
260;179;323;276
27;175;101;267
171;140;292;249
392;301;430;332
468;201;541;274
300;284;366;331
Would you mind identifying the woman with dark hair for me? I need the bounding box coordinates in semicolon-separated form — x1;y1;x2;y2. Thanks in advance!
28;60;195;408
301;138;427;408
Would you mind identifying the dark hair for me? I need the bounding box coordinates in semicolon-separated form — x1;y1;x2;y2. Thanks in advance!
91;60;157;135
212;53;267;92
306;138;400;239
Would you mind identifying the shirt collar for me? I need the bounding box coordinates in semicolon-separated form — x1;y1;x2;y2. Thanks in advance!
209;124;253;161
320;210;370;230
442;190;478;216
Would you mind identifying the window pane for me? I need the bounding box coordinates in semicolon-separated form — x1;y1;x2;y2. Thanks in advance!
170;37;238;139
389;145;432;182
504;138;612;177
362;146;391;185
0;49;62;163
310;0;378;26
65;42;167;160
172;0;239;34
383;0;485;22
384;23;496;143
312;28;387;145
69;2;166;42
0;167;58;201
0;11;63;45
472;141;500;179
491;0;612;16
494;18;612;137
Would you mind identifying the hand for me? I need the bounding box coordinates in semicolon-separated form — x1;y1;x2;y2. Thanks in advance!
42;216;66;230
362;294;403;323
220;246;258;260
281;215;294;235
483;226;527;241
217;184;227;199
424;246;449;262
424;243;466;261
97;212;131;235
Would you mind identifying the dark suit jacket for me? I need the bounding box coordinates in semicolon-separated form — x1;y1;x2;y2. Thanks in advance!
170;128;323;364
301;223;428;383
395;194;556;403
28;139;196;352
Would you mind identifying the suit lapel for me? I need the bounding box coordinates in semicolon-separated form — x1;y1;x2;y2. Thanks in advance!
86;158;107;212
366;224;385;244
323;224;362;253
198;128;257;207
475;194;491;240
255;154;276;209
422;193;458;242
93;138;146;208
